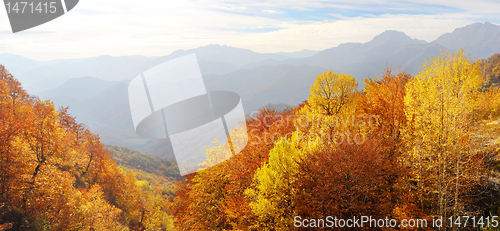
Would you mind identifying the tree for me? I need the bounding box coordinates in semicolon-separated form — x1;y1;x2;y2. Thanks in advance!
74;184;125;230
363;68;411;142
0;65;32;206
475;53;500;120
296;71;362;148
198;138;233;170
174;107;298;230
308;71;357;116
403;49;488;220
293;132;392;229
23;100;66;185
361;69;425;223
480;53;500;87
0;64;172;230
245;136;304;229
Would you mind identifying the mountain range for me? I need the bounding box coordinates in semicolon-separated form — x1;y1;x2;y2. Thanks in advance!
1;22;499;157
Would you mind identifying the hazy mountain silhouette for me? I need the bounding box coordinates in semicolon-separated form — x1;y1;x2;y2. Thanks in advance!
66;82;153;150
152;44;289;68
38;76;119;107
9;22;500;94
276;49;319;58
205;64;327;111
0;53;43;76
435;22;500;60
15;55;157;94
141;138;175;159
198;60;238;75
11;45;297;94
2;22;499;155
43;64;326;153
243;30;446;84
301;30;428;68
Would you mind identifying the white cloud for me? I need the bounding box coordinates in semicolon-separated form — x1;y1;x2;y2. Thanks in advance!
0;0;497;61
261;10;285;14
225;13;481;53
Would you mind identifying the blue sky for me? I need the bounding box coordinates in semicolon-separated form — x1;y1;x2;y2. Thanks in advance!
218;2;465;20
0;0;499;60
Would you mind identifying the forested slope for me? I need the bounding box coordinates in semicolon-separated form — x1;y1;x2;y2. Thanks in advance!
0;65;174;230
174;50;500;230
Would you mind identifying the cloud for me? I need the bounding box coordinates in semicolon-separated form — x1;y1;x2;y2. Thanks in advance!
210;4;247;12
203;0;500;14
0;0;498;61
226;13;481;53
261;9;285;14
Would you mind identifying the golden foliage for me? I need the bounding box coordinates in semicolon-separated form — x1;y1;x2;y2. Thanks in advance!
0;64;175;230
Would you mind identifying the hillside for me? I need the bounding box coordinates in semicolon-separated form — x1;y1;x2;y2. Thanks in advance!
106;145;180;196
2;27;500;230
481;53;500;87
141;138;176;159
69;82;152;149
0;65;174;230
107;145;179;179
173;51;500;230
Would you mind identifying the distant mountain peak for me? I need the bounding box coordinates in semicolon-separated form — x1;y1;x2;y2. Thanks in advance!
380;30;407;35
38;76;119;105
203;44;223;48
66;76;107;83
0;53;41;62
375;30;410;38
450;22;499;33
434;22;500;59
367;30;424;48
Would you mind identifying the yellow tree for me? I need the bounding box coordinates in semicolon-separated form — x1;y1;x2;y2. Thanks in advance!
308;71;358;116
173;108;298;230
404;49;486;219
0;65;32;205
245;135;305;229
198;138;232;170
297;71;361;147
73;184;125;230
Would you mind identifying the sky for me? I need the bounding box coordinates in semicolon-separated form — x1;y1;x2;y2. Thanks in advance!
0;0;499;61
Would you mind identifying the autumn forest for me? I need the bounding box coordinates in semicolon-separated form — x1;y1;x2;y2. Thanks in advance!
1;49;500;230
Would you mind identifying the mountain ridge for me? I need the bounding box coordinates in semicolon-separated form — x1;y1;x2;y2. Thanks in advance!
435;22;500;59
2;22;499;153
